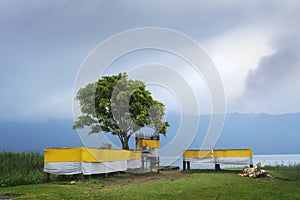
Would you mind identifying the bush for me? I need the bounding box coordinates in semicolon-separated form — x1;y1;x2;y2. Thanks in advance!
0;152;44;187
264;164;300;181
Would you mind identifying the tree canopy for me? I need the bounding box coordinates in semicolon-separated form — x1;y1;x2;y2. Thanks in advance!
73;73;169;149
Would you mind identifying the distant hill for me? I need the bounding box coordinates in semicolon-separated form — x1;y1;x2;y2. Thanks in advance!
0;119;82;152
0;113;299;154
213;113;300;154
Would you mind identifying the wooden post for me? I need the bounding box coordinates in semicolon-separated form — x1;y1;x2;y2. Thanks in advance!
142;156;145;172
150;159;153;172
60;175;67;181
187;161;191;170
44;172;50;182
77;173;84;181
86;175;91;180
157;157;160;173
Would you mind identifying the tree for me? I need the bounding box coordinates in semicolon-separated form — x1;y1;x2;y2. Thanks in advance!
73;73;169;150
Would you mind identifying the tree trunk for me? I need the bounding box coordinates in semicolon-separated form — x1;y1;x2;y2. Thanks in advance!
122;140;129;150
122;137;130;150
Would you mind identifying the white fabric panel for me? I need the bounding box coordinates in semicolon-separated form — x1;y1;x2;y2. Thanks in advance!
215;157;253;165
142;149;159;158
44;160;142;175
184;157;215;163
82;160;127;175
151;149;159;157
44;162;82;175
127;159;142;169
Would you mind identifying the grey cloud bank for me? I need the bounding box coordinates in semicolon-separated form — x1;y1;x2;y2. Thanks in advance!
242;34;300;113
0;1;300;120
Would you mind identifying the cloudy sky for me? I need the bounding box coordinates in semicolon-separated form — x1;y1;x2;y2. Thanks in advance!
1;0;300;121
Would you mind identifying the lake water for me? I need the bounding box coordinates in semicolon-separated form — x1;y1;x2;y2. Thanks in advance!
160;154;300;169
253;154;300;167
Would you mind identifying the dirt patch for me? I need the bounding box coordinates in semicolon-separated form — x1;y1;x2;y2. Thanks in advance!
103;171;187;188
0;194;22;200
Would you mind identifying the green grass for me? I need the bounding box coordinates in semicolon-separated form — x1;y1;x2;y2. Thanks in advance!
0;152;44;187
0;152;299;199
0;172;299;199
264;164;300;180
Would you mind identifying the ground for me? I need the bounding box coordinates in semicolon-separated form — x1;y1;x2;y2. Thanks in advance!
102;171;186;188
1;169;299;199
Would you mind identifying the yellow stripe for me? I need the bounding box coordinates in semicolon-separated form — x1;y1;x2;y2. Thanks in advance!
213;149;252;158
44;148;83;163
82;149;141;162
183;150;213;158
139;140;160;148
44;148;141;163
182;149;253;159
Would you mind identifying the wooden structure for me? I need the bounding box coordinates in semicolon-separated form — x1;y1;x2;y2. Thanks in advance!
183;149;253;170
44;147;141;181
136;134;160;172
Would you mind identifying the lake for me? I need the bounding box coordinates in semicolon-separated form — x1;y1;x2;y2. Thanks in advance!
254;154;300;167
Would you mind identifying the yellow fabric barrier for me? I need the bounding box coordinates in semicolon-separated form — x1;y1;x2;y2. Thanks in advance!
139;139;160;148
44;148;83;163
44;148;141;163
183;149;253;159
213;149;252;158
183;149;253;166
183;150;213;158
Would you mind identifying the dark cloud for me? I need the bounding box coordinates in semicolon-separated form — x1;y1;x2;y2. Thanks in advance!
242;34;300;113
247;38;300;90
0;1;280;43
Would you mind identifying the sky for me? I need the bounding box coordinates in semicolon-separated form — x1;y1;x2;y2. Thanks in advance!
1;0;300;122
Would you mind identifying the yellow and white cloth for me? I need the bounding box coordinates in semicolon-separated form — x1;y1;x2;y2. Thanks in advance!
183;149;253;165
213;149;253;165
44;148;141;175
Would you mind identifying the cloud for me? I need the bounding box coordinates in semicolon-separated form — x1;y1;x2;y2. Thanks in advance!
0;86;73;121
104;49;211;115
204;26;274;104
241;34;300;113
237;0;300;114
1;1;300;120
30;89;74;119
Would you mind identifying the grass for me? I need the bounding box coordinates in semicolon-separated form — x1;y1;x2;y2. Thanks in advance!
0;152;299;199
264;164;300;180
1;171;299;199
0;152;44;187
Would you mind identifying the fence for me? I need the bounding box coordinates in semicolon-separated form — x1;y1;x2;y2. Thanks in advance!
44;147;141;181
183;149;253;170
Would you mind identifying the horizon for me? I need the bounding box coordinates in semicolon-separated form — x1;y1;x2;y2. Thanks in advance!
1;113;299;155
